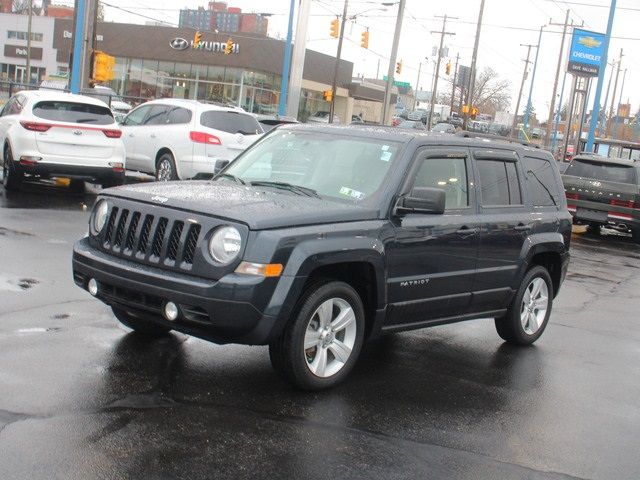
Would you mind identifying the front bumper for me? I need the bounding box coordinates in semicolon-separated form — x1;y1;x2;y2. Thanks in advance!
72;237;281;344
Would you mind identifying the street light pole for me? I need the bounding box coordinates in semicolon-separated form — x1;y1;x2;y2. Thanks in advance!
511;44;533;139
278;0;295;116
381;0;405;125
329;0;349;123
427;14;456;128
523;25;545;130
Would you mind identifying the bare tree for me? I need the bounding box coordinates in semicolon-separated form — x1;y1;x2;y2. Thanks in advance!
440;67;511;116
12;0;31;14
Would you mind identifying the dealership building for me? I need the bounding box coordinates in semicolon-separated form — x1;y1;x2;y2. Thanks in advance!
0;13;396;122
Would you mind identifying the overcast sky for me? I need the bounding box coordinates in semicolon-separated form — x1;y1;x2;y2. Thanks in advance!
78;0;639;120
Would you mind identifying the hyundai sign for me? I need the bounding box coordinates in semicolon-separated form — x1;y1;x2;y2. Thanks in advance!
568;28;605;77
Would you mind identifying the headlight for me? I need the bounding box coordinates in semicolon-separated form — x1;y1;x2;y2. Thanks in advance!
91;200;109;235
208;226;242;264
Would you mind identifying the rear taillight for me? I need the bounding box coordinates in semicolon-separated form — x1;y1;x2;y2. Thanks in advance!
610;199;637;209
20;121;51;132
189;131;222;145
565;192;579;200
103;129;122;138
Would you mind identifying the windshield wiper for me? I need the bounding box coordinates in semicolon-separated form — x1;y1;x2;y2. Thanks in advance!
250;180;321;198
216;172;247;185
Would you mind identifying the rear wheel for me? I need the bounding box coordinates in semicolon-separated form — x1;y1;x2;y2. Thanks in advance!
495;266;553;345
2;145;23;191
269;281;365;390
156;152;178;181
112;306;172;337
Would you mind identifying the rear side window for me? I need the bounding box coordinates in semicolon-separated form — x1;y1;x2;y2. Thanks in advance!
32;101;114;125
565;159;637;185
477;159;522;206
523;156;559;206
200;111;262;135
167;107;192;124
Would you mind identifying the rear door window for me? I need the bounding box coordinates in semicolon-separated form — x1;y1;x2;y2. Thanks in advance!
32;101;114;125
143;105;169;125
477;159;522;206
167;107;192;124
565;159;637;184
200;110;263;135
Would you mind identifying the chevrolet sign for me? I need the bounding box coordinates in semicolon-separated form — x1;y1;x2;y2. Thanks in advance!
169;37;239;54
567;28;605;77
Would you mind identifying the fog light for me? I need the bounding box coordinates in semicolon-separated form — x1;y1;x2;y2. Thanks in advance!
87;278;98;296
163;301;179;321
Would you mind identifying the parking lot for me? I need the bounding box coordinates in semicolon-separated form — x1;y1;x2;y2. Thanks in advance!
0;181;639;480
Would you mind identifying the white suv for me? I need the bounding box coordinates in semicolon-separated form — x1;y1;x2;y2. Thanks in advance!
120;99;264;181
0;90;125;191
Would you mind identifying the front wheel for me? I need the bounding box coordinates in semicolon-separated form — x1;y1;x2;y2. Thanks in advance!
269;281;365;390
495;266;553;345
155;152;178;182
2;145;23;191
112;306;172;337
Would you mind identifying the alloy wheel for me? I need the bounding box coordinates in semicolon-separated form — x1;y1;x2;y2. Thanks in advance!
303;297;357;378
157;158;173;181
520;277;549;335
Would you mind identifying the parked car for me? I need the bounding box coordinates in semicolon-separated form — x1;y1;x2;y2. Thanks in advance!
431;122;456;134
306;111;340;124
254;114;298;132
120;99;263;181
562;153;640;242
449;113;463;128
391;116;402;127
408;108;428;123
1;90;125;191
488;123;510;137
81;85;132;116
530;127;543;139
351;115;364;124
73;124;571;390
397;120;426;131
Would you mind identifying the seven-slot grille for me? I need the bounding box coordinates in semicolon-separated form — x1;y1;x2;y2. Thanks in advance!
101;206;201;270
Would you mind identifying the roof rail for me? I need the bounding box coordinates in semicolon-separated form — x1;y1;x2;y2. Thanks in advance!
455;130;544;149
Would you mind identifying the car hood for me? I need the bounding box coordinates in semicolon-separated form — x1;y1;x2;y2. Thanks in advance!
104;181;379;230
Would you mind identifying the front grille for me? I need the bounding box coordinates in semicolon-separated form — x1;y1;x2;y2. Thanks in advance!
101;206;202;271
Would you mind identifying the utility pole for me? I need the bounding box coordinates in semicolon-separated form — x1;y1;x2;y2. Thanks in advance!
427;14;456;128
287;0;311;118
511;44;533;139
450;53;459;112
329;0;348;123
600;61;615;131
546;11;580;146
585;0;617;152
463;0;485;130
26;0;32;84
413;61;422;110
605;48;623;136
523;25;545;130
381;0;406;125
616;68;627;116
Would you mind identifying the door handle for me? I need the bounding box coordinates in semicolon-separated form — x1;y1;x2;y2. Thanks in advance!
515;223;533;231
456;226;479;235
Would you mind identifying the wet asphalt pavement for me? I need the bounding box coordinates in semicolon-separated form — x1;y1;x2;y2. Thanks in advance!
1;180;640;480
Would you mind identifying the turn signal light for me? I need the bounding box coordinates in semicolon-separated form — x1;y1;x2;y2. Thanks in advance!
235;262;283;277
20;121;51;132
565;192;579;200
190;131;222;145
103;129;122;138
109;162;124;172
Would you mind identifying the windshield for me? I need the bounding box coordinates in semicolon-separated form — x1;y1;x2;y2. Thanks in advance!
32;101;114;125
565;159;637;184
223;130;403;204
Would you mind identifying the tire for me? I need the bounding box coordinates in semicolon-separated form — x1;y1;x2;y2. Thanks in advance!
495;265;553;345
586;223;601;235
2;145;23;191
269;280;365;390
155;152;178;182
69;179;86;193
112;306;172;337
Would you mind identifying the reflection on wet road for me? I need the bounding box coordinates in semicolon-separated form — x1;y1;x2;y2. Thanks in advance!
1;183;639;480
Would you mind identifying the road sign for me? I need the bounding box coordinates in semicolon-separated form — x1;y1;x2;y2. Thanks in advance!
568;28;605;77
382;76;411;88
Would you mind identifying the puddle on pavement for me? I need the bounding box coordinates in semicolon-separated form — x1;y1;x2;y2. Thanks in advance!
0;276;39;292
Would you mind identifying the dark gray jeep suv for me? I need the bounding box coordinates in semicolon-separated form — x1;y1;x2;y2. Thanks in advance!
73;126;571;390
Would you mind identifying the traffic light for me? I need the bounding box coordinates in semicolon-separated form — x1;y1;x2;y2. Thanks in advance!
360;29;369;49
93;51;115;82
323;90;333;102
395;60;402;75
445;61;451;75
193;31;202;47
224;39;234;55
330;18;339;38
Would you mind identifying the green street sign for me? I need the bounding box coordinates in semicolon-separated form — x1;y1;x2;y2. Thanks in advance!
382;76;411;88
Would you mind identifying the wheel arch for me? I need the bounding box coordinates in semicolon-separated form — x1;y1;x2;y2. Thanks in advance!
155;147;183;179
516;233;567;297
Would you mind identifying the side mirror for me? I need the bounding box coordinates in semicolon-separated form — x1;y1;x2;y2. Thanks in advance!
396;187;445;215
214;159;230;174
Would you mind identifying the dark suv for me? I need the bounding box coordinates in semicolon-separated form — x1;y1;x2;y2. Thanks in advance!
562;154;640;242
73;126;571;390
